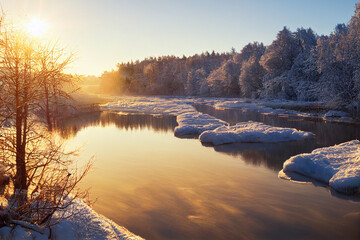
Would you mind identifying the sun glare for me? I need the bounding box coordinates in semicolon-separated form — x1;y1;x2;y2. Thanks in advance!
25;19;47;37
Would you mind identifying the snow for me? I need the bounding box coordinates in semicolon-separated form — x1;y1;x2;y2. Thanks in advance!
324;110;348;118
174;112;228;136
280;140;360;194
102;96;196;115
0;200;143;240
101;96;356;124
323;110;353;122
263;99;323;109
199;121;313;145
213;99;319;118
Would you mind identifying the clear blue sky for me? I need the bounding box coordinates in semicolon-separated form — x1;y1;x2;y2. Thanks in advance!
0;0;358;76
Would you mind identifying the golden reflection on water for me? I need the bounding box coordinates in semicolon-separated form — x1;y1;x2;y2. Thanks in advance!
59;112;360;240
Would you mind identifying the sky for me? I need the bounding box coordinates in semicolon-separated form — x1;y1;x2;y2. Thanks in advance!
0;0;358;76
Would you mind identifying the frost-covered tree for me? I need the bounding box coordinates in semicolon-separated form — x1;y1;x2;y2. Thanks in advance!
346;2;360;66
260;27;301;76
285;28;319;100
186;68;206;96
286;49;320;101
93;0;360;118
238;42;266;97
207;59;240;96
235;42;265;64
239;56;265;98
295;28;317;52
319;61;355;107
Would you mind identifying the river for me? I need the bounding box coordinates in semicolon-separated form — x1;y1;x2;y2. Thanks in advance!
56;105;360;240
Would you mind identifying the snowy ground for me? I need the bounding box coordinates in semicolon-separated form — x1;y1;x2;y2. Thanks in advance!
200;121;313;145
0;200;144;240
280;140;360;194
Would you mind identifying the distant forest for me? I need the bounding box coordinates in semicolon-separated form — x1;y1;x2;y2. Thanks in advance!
95;2;360;115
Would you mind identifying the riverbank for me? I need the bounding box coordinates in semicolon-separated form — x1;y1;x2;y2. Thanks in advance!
0;199;144;239
102;96;359;125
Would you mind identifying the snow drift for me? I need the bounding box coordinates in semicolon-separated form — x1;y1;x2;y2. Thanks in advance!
280;140;360;194
199;121;313;145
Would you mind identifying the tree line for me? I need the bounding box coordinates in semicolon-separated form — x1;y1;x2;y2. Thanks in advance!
99;2;360;117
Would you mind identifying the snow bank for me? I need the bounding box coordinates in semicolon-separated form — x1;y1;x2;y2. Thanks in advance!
54;199;143;240
0;200;143;240
322;110;353;122
324;110;348;118
174;112;228;136
102;96;356;124
199;121;313;145
102;96;196;115
213;100;318;118
280;140;360;194
101;97;231;137
263;99;323;109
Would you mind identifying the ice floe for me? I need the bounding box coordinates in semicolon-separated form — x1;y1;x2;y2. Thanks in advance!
280;140;360;194
199;121;313;145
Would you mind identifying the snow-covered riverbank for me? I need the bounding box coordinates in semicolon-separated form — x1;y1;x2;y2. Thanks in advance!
0;200;144;240
101;96;357;124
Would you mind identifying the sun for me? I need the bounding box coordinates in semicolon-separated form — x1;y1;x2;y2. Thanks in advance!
25;19;47;37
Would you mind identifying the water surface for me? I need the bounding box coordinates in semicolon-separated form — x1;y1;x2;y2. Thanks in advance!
57;110;360;240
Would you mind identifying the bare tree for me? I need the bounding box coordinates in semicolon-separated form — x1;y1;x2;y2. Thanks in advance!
0;20;91;230
37;42;76;130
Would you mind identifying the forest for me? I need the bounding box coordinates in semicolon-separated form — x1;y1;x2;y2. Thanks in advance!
97;3;360;117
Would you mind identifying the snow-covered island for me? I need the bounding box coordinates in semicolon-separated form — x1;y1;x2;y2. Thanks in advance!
174;112;228;136
199;121;313;145
280;140;360;194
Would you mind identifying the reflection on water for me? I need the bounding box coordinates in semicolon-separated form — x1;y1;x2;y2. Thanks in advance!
195;104;360;170
207;140;316;171
59;109;360;240
195;104;360;147
56;112;177;139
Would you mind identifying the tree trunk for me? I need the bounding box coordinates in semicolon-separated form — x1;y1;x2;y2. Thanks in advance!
44;83;52;131
14;106;27;192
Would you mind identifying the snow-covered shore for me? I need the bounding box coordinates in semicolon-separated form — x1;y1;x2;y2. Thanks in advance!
101;96;357;124
102;96;196;115
0;200;144;240
280;140;360;194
